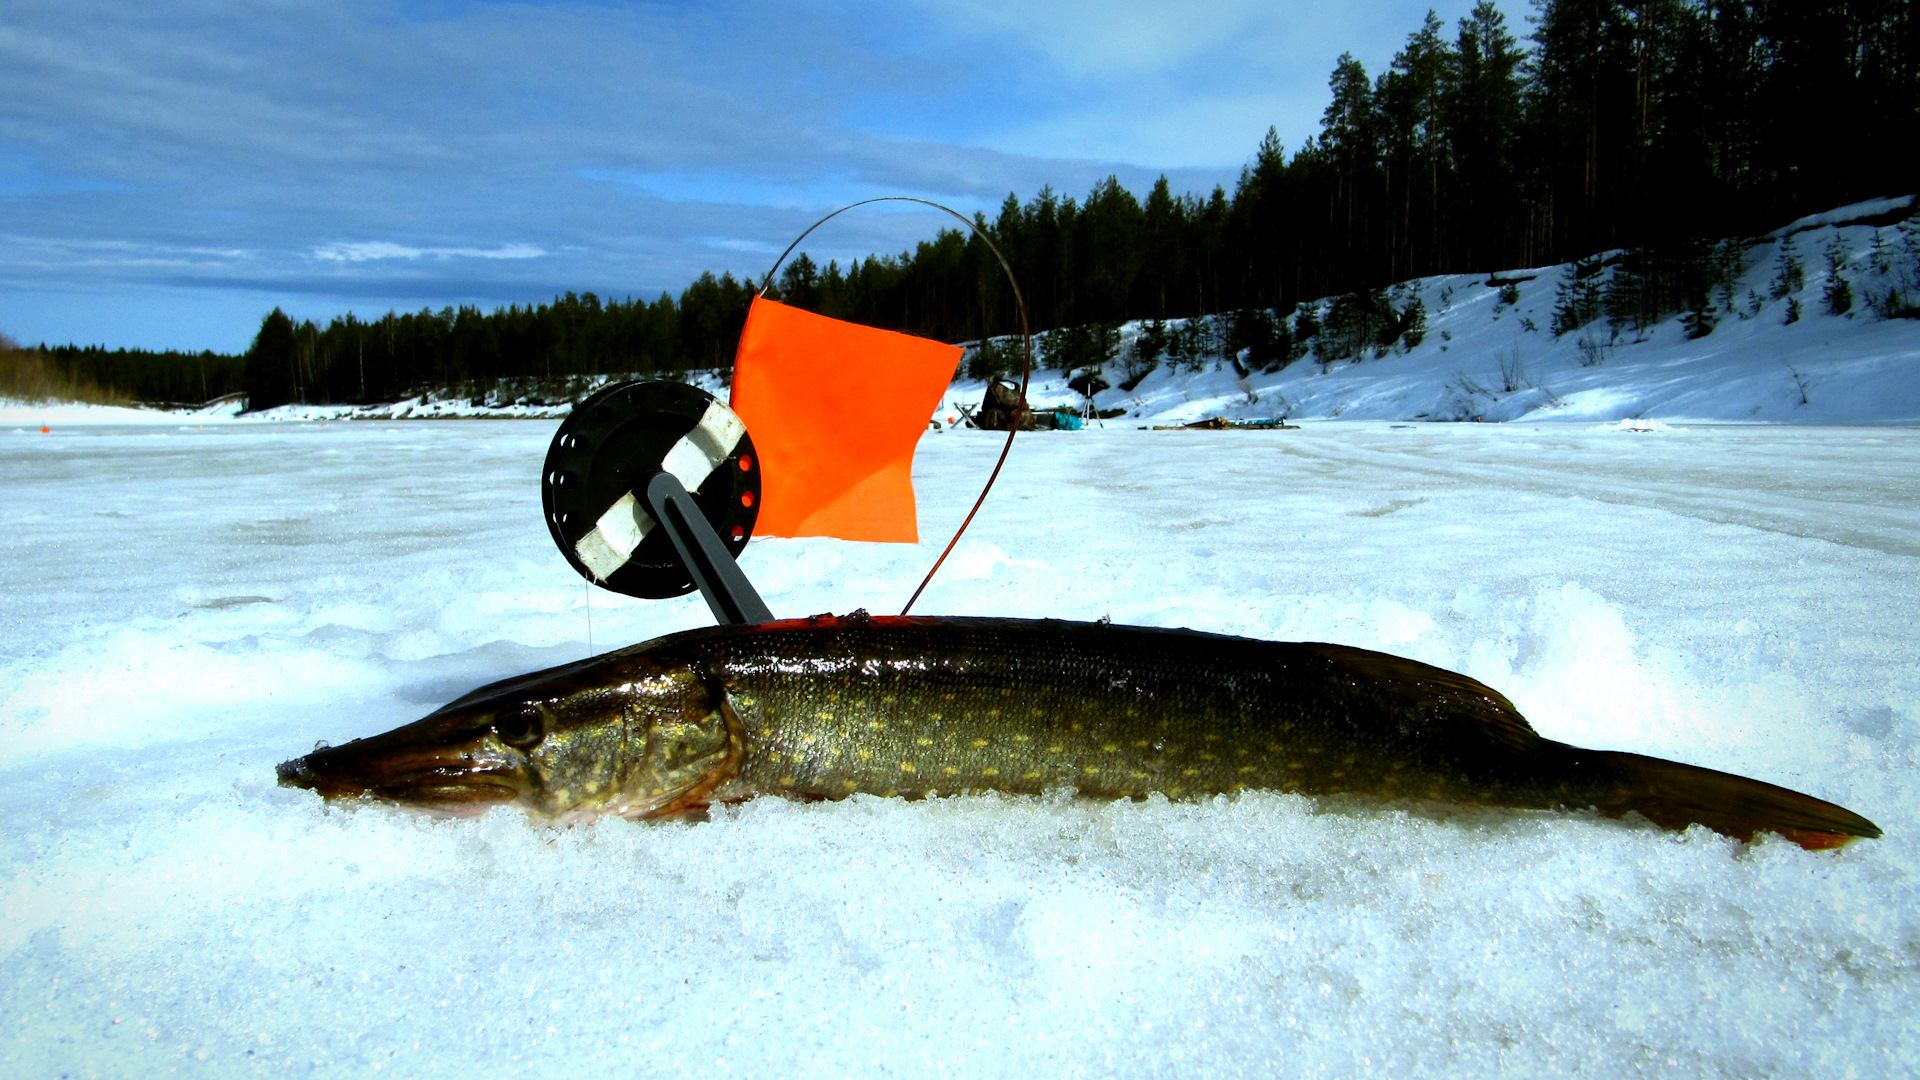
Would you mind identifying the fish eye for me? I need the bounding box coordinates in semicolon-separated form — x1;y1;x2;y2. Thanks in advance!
492;709;544;749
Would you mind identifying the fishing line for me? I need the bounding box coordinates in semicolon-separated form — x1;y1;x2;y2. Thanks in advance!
756;197;1034;617
585;577;593;655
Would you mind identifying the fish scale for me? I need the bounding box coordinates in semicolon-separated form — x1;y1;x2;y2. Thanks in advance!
715;619;1419;802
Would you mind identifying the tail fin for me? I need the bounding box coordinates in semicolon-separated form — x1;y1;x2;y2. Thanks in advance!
1584;749;1880;850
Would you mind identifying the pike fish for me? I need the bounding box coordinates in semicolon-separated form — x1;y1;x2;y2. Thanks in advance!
277;613;1880;849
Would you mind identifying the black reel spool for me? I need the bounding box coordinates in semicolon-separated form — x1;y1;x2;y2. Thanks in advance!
541;380;760;599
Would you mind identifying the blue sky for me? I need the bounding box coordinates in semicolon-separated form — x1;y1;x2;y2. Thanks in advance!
0;0;1484;352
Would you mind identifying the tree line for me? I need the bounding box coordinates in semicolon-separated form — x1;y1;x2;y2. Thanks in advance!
22;0;1915;408
783;0;1916;345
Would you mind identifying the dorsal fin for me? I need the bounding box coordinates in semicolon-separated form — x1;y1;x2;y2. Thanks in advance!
1303;642;1541;755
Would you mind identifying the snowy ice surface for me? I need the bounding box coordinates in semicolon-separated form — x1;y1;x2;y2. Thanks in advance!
3;417;1917;1077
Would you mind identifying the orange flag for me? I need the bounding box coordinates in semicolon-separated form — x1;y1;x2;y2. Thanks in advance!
729;296;961;542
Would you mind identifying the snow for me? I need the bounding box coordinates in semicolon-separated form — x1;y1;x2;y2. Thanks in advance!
0;398;242;426
5;416;1918;1077
1773;195;1917;237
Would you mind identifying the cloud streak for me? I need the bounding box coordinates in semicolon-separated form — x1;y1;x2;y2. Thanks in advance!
312;242;547;263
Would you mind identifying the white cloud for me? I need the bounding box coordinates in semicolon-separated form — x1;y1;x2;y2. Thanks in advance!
312;242;546;263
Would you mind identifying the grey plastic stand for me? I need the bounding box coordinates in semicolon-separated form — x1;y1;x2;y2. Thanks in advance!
640;471;775;627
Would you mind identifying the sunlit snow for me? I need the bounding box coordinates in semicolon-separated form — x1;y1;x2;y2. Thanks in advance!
4;411;1917;1076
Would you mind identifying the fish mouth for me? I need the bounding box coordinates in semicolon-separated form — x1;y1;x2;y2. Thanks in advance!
277;740;523;813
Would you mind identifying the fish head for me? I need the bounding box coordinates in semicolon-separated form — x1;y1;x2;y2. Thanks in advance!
276;650;744;821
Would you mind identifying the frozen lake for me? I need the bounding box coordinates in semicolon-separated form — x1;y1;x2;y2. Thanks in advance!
3;418;1917;1077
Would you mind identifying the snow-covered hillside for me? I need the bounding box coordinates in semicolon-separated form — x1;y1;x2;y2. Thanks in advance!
958;196;1920;428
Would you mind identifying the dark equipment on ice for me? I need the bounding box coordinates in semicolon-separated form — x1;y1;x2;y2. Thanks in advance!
541;379;773;627
973;378;1031;431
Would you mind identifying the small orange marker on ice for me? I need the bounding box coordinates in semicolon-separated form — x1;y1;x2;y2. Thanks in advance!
40;426;49;433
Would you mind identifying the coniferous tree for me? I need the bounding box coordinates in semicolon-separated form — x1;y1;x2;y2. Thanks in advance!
244;308;297;411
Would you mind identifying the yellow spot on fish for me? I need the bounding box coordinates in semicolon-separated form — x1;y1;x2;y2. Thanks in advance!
881;695;896;704
943;767;960;776
1182;768;1200;776
766;752;782;763
1102;744;1118;752
842;779;858;791
1023;771;1043;780
899;762;917;772
1046;745;1064;754
972;738;989;748
1168;785;1184;797
1134;740;1150;748
929;712;943;721
1030;708;1044;718
1239;766;1257;774
828;692;840;701
1131;771;1148;779
1083;766;1100;775
1125;708;1138;718
1236;748;1249;756
1288;762;1304;770
1331;770;1346;779
942;692;954;701
553;788;571;803
1204;733;1220;742
584;780;600;794
816;712;833;721
857;749;873;761
1070;722;1083;732
779;776;794;786
651;787;665;796
987;709;1001;719
1230;783;1246;792
981;767;999;777
915;737;933;746
867;721;885;730
1013;734;1030;742
884;788;899;797
1200;753;1216;762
